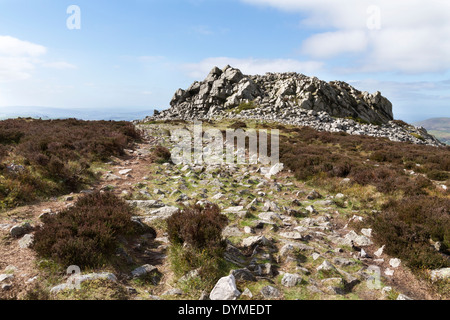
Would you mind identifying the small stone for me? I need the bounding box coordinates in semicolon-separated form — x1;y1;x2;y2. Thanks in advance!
397;294;413;300
360;248;368;258
224;206;245;213
321;278;344;295
281;273;302;287
307;190;322;200
279;231;303;240
260;285;281;299
119;169;133;175
241;236;270;248
374;245;385;257
344;230;372;247
382;286;392;295
131;264;158;278
230;269;256;282
361;228;372;238
241;287;253;298
162;288;184;296
0;274;14;283
305;205;317;214
317;260;337;272
244;226;254;234
389;258;401;268
385;268;395;276
126;287;138;295
2;283;12;291
18;234;34;249
10;223;32;238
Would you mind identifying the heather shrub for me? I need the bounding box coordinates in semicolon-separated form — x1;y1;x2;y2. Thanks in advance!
280;126;448;197
0;119;141;207
33;192;139;268
150;145;171;164
167;203;228;252
167;203;230;292
427;170;450;181
230;121;247;129
370;196;450;269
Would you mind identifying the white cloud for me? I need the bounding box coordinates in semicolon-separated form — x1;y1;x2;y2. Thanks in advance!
302;30;368;59
0;35;46;57
0;36;46;81
241;0;450;73
183;57;323;78
0;35;76;82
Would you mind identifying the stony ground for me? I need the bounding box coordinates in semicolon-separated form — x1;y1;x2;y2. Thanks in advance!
0;122;446;300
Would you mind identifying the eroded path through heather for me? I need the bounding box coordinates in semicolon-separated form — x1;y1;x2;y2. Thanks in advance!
0;123;443;300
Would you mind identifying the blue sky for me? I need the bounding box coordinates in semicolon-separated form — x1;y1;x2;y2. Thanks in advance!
0;0;449;122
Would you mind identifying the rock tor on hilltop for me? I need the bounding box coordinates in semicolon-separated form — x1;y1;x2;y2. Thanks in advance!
161;65;393;124
145;65;444;146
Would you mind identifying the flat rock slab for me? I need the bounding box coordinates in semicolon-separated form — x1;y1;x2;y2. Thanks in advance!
119;169;133;175
50;272;117;294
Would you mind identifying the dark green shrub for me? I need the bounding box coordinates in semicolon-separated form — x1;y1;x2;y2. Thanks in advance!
33;192;139;268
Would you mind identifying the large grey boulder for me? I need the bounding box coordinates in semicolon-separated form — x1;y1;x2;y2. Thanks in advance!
209;274;241;300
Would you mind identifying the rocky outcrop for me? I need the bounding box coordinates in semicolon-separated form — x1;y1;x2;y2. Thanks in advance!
143;65;444;147
163;65;393;124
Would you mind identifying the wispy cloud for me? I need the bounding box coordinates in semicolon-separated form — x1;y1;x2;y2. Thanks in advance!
0;36;46;81
0;35;76;81
42;61;77;70
242;0;450;74
191;25;214;35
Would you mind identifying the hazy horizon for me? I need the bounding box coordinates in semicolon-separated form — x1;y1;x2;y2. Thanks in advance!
0;105;447;124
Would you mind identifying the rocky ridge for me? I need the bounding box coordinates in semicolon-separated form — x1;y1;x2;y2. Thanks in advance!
144;65;443;147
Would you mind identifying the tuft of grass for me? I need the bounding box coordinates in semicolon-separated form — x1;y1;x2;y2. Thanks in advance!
234;101;258;114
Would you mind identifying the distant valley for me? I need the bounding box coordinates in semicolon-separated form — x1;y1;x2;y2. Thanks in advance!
414;117;450;145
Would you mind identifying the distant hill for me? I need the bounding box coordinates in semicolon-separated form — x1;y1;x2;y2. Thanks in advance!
414;117;450;145
0;106;156;122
